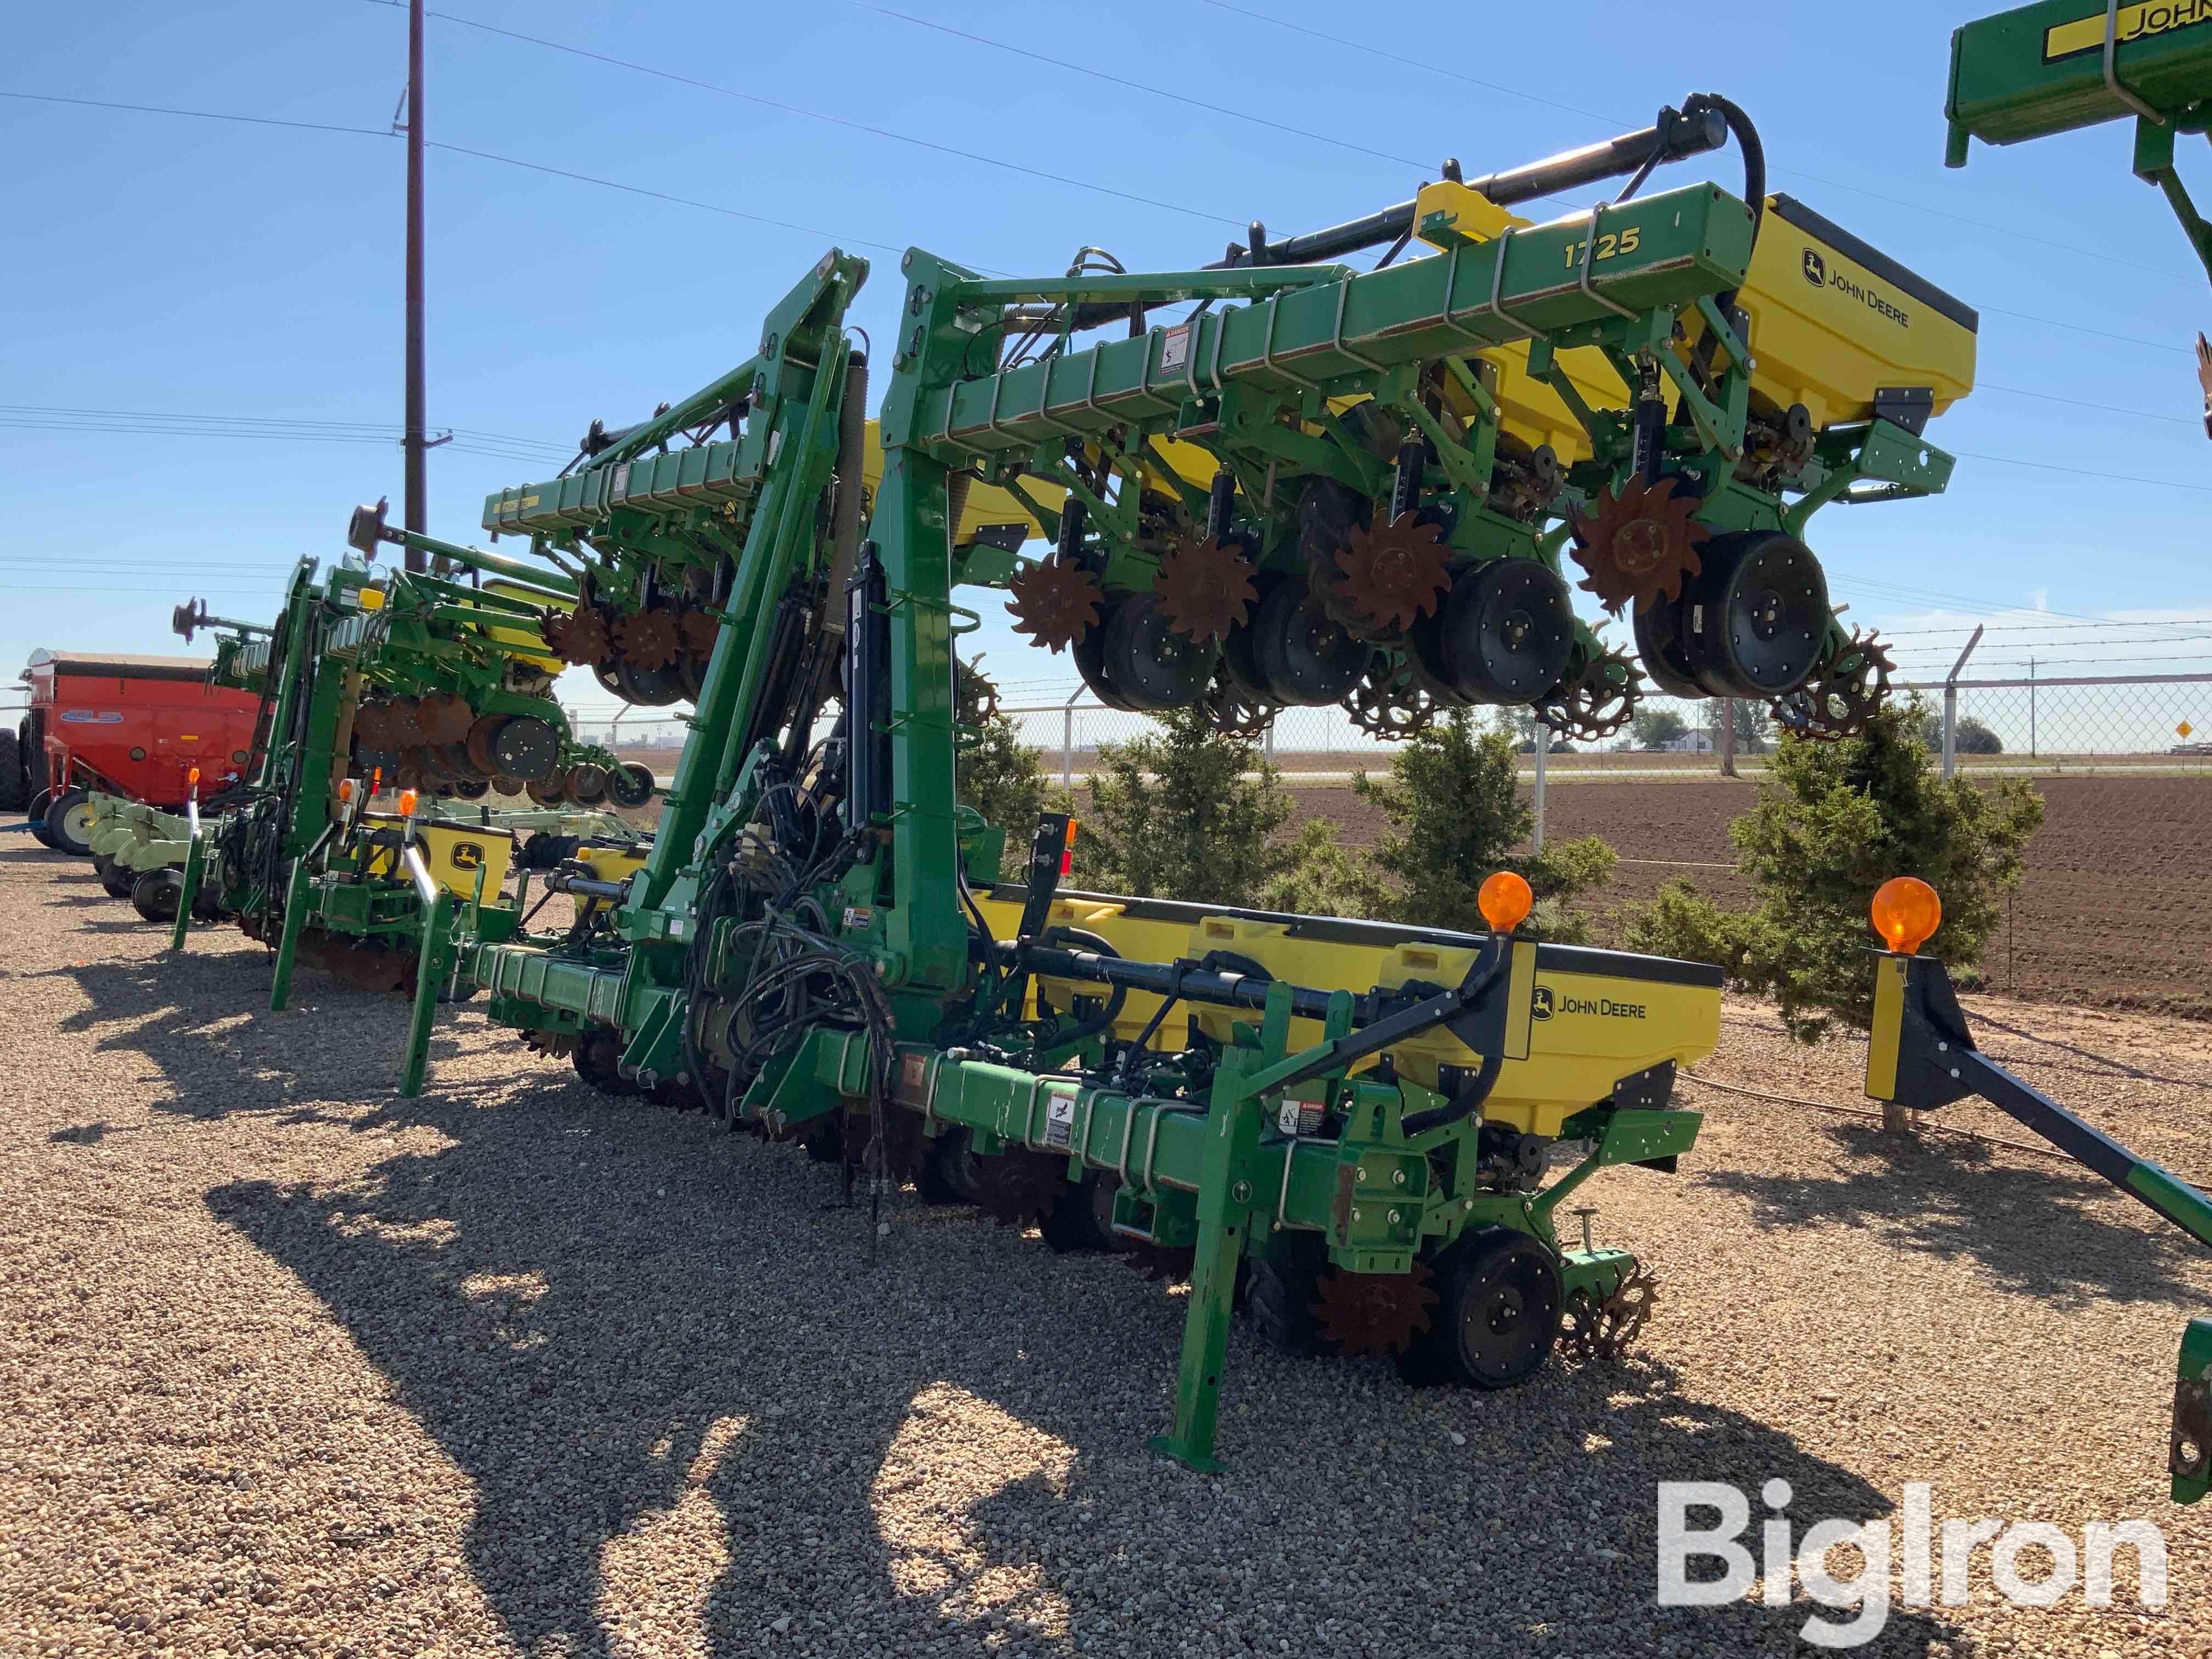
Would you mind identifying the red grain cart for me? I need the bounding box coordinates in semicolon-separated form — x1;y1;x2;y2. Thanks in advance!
8;651;261;855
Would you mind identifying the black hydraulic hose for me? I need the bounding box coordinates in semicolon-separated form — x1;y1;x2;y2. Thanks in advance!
546;871;630;902
1032;926;1126;1051
1686;92;1765;318
1399;1047;1504;1137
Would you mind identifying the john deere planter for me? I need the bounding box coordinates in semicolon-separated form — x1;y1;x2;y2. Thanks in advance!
152;552;651;1011
388;202;1827;1471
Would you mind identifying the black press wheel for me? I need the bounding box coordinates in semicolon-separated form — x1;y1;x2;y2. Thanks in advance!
572;1023;639;1097
1438;1227;1562;1389
131;868;182;926
96;857;136;900
1683;529;1830;699
1098;591;1212;711
1245;1232;1332;1357
916;1125;981;1205
1038;1173;1119;1253
606;761;656;810
1251;576;1370;707
44;788;95;857
1438;557;1576;704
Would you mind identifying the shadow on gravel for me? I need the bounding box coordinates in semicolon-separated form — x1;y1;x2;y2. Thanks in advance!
1699;1120;2197;1307
203;1086;1960;1659
48;946;438;1119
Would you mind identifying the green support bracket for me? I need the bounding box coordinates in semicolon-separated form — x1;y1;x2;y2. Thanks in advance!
2134;116;2212;284
167;831;205;953
1148;1038;1266;1475
399;891;455;1099
268;859;312;1012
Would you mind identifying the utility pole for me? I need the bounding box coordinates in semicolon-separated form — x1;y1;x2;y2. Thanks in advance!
401;0;428;571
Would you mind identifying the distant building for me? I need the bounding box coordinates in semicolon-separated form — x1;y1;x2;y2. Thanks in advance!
1661;730;1714;752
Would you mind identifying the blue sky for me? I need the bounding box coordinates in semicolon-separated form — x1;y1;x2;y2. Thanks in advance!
8;0;2212;721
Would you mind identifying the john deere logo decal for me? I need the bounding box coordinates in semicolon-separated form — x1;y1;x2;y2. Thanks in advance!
1531;985;1554;1021
451;841;483;870
2044;0;2212;63
1802;248;1826;289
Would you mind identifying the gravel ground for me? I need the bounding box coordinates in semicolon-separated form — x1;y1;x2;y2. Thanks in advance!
2;840;2209;1658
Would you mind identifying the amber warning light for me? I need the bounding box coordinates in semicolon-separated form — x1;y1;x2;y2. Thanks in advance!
1871;876;1942;955
1478;870;1532;934
1060;817;1079;876
397;788;419;819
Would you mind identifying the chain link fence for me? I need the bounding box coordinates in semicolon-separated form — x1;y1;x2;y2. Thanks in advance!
1938;674;2212;773
564;668;2212;781
1000;671;2212;782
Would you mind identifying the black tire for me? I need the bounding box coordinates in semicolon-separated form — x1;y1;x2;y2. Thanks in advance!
44;788;95;857
1434;1228;1562;1390
97;857;136;900
1037;1175;1118;1252
916;1126;973;1204
799;1114;845;1163
132;869;181;925
572;1023;638;1097
26;788;57;849
1246;1234;1331;1357
22;716;47;798
0;730;23;813
607;761;656;810
652;1074;707;1111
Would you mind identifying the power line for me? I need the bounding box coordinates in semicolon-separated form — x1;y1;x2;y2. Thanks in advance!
1;403;572;455
363;0;1243;228
1;416;570;464
1980;304;2188;355
1976;383;2197;427
425;140;918;259
1950;448;2212;494
0;87;968;272
851;3;1431;172
1835;577;2212;636
1194;0;1617;126
0;88;387;138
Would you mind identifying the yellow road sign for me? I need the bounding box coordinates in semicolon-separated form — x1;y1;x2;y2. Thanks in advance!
2181;721;2196;739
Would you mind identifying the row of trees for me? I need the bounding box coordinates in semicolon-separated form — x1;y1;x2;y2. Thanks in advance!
956;691;2041;1041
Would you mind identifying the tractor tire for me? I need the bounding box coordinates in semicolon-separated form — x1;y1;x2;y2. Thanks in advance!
132;869;182;926
26;789;57;848
1246;1234;1331;1357
0;730;23;812
22;718;47;798
44;788;95;856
